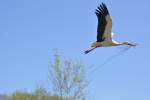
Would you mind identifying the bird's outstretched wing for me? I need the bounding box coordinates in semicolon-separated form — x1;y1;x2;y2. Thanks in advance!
95;3;112;42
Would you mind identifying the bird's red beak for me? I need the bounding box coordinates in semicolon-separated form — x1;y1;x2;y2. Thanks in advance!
127;43;136;47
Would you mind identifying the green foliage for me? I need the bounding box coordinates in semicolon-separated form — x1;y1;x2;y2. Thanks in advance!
10;86;61;100
12;91;33;100
48;51;87;100
2;51;87;100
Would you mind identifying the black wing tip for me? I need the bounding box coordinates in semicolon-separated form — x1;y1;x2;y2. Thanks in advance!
102;2;106;6
95;2;109;15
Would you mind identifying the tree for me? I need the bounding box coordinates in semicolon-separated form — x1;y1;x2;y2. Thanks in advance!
11;87;60;100
3;51;87;100
48;51;87;100
12;91;33;100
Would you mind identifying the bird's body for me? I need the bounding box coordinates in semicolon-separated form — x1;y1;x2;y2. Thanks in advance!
85;3;136;54
92;40;119;47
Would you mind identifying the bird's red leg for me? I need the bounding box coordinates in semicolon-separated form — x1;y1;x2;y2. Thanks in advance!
84;47;99;54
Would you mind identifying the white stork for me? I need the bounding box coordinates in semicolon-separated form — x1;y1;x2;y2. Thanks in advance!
85;3;136;54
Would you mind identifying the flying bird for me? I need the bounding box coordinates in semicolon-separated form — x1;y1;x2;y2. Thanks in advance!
85;3;136;54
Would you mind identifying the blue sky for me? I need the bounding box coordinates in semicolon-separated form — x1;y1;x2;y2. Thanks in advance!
0;0;150;100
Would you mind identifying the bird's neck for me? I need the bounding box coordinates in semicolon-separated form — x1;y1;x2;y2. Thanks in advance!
112;40;124;46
